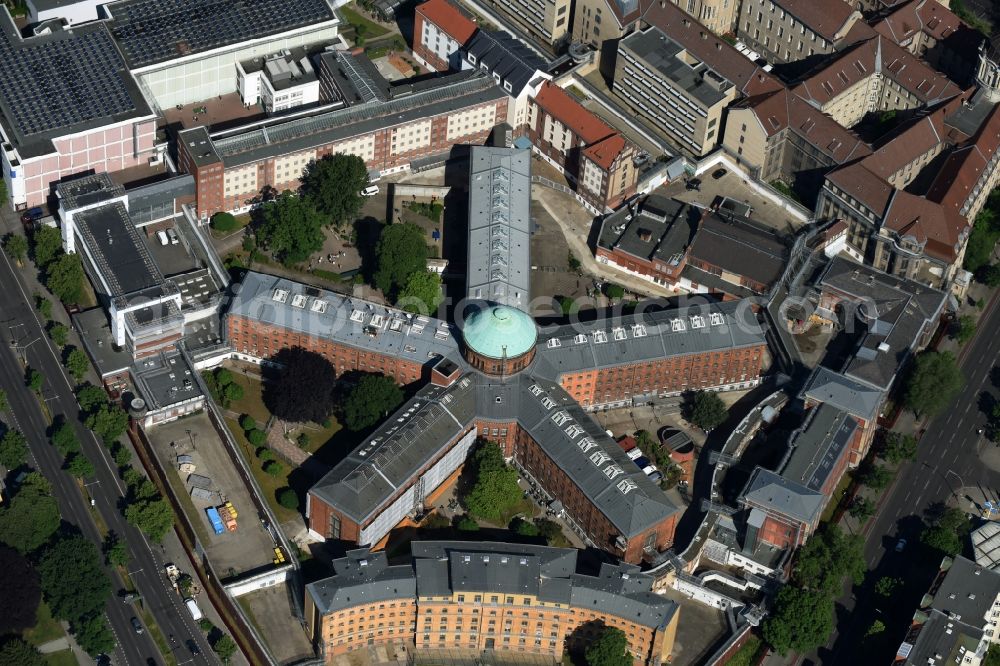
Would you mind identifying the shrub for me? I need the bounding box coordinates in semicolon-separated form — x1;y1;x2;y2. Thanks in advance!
210;212;239;232
277;488;299;510
263;460;284;477
248;429;267;447
239;415;256;431
256;448;274;462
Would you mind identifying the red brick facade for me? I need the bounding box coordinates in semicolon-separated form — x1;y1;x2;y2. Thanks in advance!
179;98;508;219
557;345;767;408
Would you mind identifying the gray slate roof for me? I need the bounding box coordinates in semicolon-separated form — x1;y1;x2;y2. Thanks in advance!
818;257;947;390
779;403;857;493
464;30;548;95
802;365;884;423
0;13;152;159
207;74;505;169
532;298;766;379
466;146;531;309
929;556;1000;628
306;550;416;615
226;271;461;372
597;195;699;268
307;542;677;629
688;213;789;291
740;467;825;525
901;608;984;666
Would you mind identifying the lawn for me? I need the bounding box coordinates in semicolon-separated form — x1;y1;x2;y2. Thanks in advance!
340;5;389;39
291;419;342;455
24;602;64;647
225;371;271;423
42;650;76;666
209;213;251;239
227;418;301;524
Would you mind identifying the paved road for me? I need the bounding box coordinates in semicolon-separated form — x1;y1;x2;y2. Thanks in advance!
0;246;217;665
815;294;1000;664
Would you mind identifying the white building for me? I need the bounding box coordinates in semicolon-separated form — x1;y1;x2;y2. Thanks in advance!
105;0;340;110
25;0;104;25
237;49;321;114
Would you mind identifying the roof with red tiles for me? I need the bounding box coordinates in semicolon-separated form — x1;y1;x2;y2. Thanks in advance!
640;0;783;96
882;190;965;261
874;0;964;44
826;162;895;215
583;134;629;170
532;81;616;145
927;104;1000;214
770;0;861;42
416;0;478;45
793;36;961;109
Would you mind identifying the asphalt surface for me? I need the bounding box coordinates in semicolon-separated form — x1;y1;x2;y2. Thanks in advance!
814;294;1000;665
0;241;217;665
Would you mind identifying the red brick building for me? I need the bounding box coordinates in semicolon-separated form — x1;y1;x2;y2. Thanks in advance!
412;0;478;72
526;81;638;211
178;75;507;219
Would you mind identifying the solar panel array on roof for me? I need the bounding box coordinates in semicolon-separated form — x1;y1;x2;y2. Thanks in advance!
0;21;138;138
107;0;335;68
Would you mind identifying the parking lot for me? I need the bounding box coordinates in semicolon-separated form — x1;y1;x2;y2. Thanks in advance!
664;168;808;236
145;413;277;578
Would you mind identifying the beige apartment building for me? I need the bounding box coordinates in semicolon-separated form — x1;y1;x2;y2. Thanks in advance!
736;0;863;64
481;0;572;47
614;26;737;156
667;0;740;36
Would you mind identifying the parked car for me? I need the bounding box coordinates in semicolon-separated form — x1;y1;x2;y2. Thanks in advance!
685;178;701;191
131;617;144;634
166;228;179;245
712;168;728;179
20;206;44;225
647;470;663;483
362;185;379;196
895;537;907;553
156;230;169;246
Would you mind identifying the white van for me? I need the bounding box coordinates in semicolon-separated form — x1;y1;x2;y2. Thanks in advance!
184;598;203;621
156;230;169;246
361;185;379;197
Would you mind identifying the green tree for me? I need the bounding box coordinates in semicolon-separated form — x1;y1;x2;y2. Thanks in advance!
0;389;7;413
37;535;111;624
792;525;865;595
299;153;368;227
0;472;60;554
904;350;964;418
880;431;918;464
263;347;338;423
27;368;43;394
45;252;85;304
112;442;132;467
373;223;428;298
567;251;581;272
397;270;443;314
35;294;52;319
456;515;480;531
866;619;886;637
848;496;875;521
65;452;94;478
762;586;834;656
65;347;90;383
343;374;404;431
277;488;299;510
585;626;631;666
0;429;28;469
103;533;129;568
76;384;108;415
0;638;45;666
953;315;977;344
31;226;62;269
603;284;625;300
85;404;128;444
857;462;893;491
212;633;238;664
123;475;174;542
248;429;267;447
256;447;274;462
72;612;115;657
210;212;239;232
463;441;520;523
263;460;284;477
48;322;69;347
239;414;256;431
3;232;28;264
256;191;326;266
51;422;80;456
977;263;1000;287
510;516;539;536
0;544;41;635
685;391;728;431
222;381;244;407
921;506;971;557
875;576;901;598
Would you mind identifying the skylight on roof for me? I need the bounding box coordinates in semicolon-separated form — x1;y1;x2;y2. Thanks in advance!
547;338;562;348
590;450;610;467
632;324;647;337
670;318;686;332
617;478;638;495
272;288;289;303
552;411;571;426
612;327;626;341
291;294;307;308
710;312;724;326
593;330;608;344
690;315;705;329
574;334;587;344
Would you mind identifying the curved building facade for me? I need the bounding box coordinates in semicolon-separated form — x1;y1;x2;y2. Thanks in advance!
461;304;537;376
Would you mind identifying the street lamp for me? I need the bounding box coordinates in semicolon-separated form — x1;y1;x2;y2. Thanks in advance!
945;469;965;501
